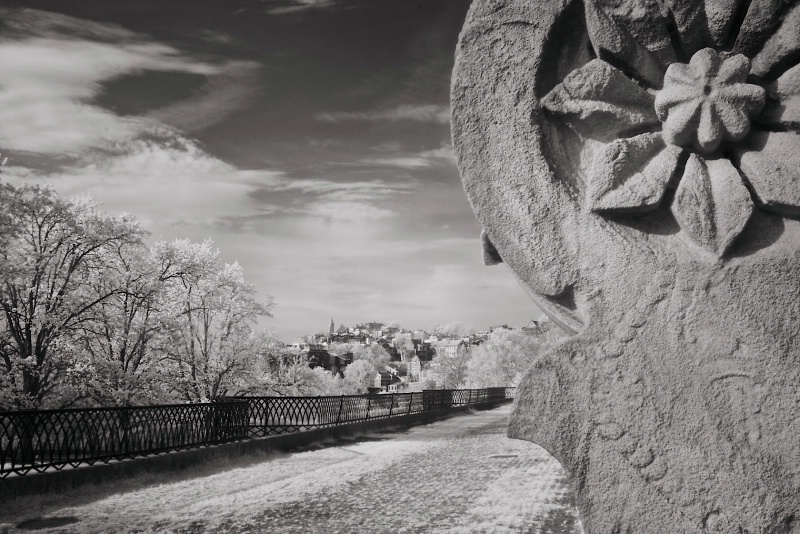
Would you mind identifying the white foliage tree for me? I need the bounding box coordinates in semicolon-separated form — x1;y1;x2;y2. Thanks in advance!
156;239;274;402
465;328;565;388
432;321;475;339
0;184;145;407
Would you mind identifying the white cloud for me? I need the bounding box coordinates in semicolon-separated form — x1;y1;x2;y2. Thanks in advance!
360;146;457;169
3;134;413;230
315;104;450;124
2;138;276;229
264;0;337;16
0;9;257;154
361;157;433;169
147;60;263;133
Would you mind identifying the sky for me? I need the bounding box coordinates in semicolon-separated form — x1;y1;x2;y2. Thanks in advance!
0;0;542;341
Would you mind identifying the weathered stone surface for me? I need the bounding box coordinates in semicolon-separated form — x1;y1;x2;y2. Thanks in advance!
655;49;764;153
588;132;681;212
451;0;800;532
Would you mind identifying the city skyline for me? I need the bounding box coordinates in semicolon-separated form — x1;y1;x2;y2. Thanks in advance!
0;0;542;341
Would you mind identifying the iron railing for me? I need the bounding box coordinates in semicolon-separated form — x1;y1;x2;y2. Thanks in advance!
230;387;514;438
0;387;514;478
0;401;249;478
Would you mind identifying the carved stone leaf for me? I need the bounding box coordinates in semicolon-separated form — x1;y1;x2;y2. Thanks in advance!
541;59;659;140
736;131;800;216
672;155;754;256
704;0;744;48
662;0;717;56
732;0;794;58
584;0;668;88
751;2;800;80
589;132;682;212
763;62;800;125
587;0;677;65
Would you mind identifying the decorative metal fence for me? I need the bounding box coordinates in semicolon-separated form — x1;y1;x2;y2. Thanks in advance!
232;387;514;438
0;401;249;478
0;387;514;478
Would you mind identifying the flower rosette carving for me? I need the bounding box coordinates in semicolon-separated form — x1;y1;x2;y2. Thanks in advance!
541;0;800;257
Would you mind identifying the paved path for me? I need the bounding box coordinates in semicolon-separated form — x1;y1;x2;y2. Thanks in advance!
2;405;583;534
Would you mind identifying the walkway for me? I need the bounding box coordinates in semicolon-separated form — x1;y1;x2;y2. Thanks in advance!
1;405;583;534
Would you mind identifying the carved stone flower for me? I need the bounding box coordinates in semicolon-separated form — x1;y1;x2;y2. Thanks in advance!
541;1;800;257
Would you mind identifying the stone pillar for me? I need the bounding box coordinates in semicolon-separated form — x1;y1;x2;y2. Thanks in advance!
451;1;800;532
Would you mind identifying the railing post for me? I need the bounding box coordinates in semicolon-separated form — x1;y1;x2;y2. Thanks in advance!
335;395;344;424
365;396;372;420
408;393;413;415
388;393;395;417
263;398;270;436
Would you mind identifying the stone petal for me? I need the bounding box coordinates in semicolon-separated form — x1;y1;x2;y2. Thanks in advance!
720;83;767;110
589;133;682;213
653;85;698;121
655;64;704;123
542;59;659;140
690;48;721;79
672;155;754;256
698;101;723;151
662;99;702;146
584;0;668;88
732;0;794;57
714;99;750;140
763;63;800;125
736;131;800;217
664;62;704;89
751;2;800;80
716;54;751;85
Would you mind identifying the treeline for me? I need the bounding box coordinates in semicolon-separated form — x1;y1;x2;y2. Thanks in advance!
0;183;564;410
0;183;299;410
427;325;565;390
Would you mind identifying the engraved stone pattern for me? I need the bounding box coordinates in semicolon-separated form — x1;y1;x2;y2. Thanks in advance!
452;0;800;532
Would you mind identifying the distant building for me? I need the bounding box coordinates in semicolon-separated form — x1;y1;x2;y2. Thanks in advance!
306;348;353;377
412;339;435;361
433;339;469;359
375;338;400;361
373;370;401;392
407;357;421;381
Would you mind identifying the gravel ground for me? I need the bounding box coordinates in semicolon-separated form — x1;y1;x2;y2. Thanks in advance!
2;404;583;534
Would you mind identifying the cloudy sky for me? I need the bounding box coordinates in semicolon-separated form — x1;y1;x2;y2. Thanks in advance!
0;0;541;341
